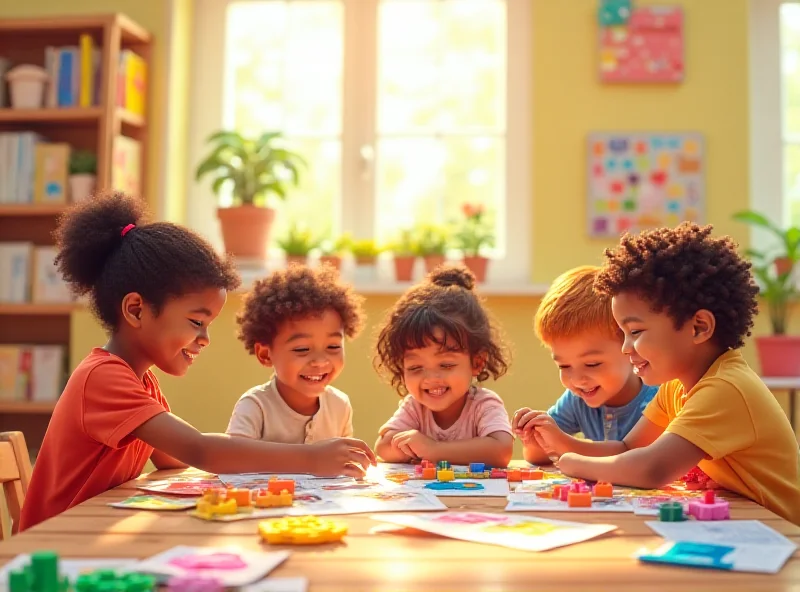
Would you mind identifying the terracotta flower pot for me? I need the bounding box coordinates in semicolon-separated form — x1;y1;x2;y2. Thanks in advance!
319;255;342;272
217;205;275;260
775;257;795;277
756;335;800;377
394;255;416;282
462;255;489;283
423;255;446;274
285;255;308;267
355;256;376;266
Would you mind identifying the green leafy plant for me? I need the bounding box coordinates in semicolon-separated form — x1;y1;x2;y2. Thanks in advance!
276;223;321;256
388;229;419;257
733;209;800;334
416;224;449;256
194;130;306;207
350;238;383;260
69;150;97;175
318;233;352;257
454;203;495;257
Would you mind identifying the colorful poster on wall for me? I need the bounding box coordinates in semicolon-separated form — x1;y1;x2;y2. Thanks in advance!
586;132;704;238
599;4;684;83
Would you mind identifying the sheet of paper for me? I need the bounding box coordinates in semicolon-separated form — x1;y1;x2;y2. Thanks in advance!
371;512;616;552
401;478;510;497
136;478;224;497
242;577;309;592
637;540;795;574
0;557;137;590
218;473;355;491
643;520;798;574
505;492;634;513
108;495;197;511
133;546;289;587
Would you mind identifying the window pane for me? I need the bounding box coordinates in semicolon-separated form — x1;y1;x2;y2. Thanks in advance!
781;3;800;137
785;143;800;227
224;1;343;243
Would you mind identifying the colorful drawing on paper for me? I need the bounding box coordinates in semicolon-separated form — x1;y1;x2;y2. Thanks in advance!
598;2;684;83
371;512;617;552
108;495;197;511
137;478;224;497
505;492;634;513
587;131;704;237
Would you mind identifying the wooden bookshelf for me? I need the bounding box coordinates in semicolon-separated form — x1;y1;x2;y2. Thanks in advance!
0;13;151;451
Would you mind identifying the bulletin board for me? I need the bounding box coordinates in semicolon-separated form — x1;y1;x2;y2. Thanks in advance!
599;5;684;83
586;132;704;238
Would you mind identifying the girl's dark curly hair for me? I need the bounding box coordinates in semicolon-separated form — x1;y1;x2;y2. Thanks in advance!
237;263;365;352
594;223;759;350
54;191;240;332
374;265;510;395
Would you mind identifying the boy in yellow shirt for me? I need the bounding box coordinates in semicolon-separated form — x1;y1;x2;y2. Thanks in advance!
532;223;800;525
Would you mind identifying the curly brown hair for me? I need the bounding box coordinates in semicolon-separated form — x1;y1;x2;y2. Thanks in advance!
594;223;759;350
374;265;510;395
237;264;365;352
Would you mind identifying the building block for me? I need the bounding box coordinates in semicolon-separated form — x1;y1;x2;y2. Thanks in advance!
529;469;544;480
568;492;592;508
254;489;293;508
267;478;296;495
687;490;730;521
437;460;451;470
658;501;686;522
559;486;570;502
414;464;424;475
195;496;238;519
506;469;522;482
466;472;489;479
7;551;71;592
437;469;455;482
535;491;553;499
598;0;632;26
519;469;531;480
421;467;436;480
469;463;485;473
453;472;470;479
421;460;434;469
592;482;614;497
166;575;223;592
490;468;507;479
258;516;348;545
226;488;251;507
201;487;227;504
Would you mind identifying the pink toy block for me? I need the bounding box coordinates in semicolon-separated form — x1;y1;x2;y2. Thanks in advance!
490;468;507;479
687;490;730;521
559;486;570;502
414;465;424;475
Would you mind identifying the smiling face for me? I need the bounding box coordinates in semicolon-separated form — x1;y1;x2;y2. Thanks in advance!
256;308;345;415
611;291;700;387
138;287;228;376
402;328;482;427
547;330;641;408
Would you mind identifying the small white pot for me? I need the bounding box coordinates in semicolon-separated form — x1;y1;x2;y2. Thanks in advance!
69;174;96;202
5;64;48;109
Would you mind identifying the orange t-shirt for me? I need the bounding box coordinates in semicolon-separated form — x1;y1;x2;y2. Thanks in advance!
20;348;169;531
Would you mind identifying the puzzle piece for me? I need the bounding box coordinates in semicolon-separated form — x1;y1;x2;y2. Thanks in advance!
258;516;348;545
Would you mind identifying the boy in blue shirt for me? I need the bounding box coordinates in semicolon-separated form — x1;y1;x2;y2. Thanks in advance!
512;266;658;464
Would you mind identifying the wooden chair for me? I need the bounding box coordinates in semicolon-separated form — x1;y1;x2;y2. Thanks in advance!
0;431;32;538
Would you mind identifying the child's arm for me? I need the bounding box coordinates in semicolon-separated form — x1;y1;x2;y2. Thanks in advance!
394;430;513;466
557;432;706;489
375;430;414;463
149;449;188;470
133;412;376;477
512;407;556;465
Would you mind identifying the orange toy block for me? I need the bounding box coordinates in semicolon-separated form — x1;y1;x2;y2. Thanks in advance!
568;492;592;508
226;488;252;507
268;478;296;495
506;469;522;482
535;491;553;499
519;469;532;480
592;482;613;497
422;467;436;480
529;469;544;480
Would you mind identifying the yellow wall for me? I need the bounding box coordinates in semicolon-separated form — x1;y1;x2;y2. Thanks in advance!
67;0;798;458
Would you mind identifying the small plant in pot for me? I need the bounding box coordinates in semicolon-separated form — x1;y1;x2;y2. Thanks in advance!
277;223;321;267
68;150;97;203
349;238;383;282
733;209;800;376
453;202;495;283
388;229;419;282
195;130;306;260
318;234;352;272
416;224;450;274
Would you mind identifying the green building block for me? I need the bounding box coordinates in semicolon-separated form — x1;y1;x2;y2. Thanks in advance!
659;501;687;522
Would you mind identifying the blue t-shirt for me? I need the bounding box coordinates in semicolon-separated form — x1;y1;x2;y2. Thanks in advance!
547;383;659;442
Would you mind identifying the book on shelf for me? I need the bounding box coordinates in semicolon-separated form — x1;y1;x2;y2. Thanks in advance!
33;143;69;204
0;132;39;204
117;49;146;116
0;243;72;304
112;135;142;195
43;34;101;108
0;344;66;403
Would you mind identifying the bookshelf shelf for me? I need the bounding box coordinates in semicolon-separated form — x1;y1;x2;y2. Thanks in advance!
0;107;102;124
0;304;77;316
0;204;68;217
0;401;57;414
117;108;145;129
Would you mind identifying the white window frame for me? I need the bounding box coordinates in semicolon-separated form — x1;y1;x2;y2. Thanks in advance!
188;0;533;284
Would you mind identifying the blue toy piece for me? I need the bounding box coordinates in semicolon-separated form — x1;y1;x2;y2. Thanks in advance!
469;463;485;473
598;0;631;27
424;481;485;491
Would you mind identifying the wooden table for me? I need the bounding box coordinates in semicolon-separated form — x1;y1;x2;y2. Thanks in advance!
1;469;798;591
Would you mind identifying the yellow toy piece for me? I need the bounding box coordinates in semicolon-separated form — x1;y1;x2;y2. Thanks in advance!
254;490;294;508
437;469;455;482
195;497;239;519
258;516;348;545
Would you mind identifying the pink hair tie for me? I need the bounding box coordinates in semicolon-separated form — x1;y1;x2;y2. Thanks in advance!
121;223;136;237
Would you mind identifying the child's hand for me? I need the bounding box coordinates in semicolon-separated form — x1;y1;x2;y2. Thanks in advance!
391;430;437;460
512;407;545;436
525;413;571;458
310;437;377;478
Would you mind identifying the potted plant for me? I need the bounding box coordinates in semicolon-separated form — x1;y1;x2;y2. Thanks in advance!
388;229;419;282
349;238;383;282
416;224;450;274
277;223;321;267
318;234;352;272
68;150;97;203
454;203;495;283
195;130;306;260
733;209;800;376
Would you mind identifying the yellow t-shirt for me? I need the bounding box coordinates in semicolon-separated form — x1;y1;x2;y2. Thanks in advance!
643;349;800;525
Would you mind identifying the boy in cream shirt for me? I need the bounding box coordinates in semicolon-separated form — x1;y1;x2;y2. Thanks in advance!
227;264;365;443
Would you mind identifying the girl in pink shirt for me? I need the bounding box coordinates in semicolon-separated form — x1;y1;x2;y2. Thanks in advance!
374;266;514;467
